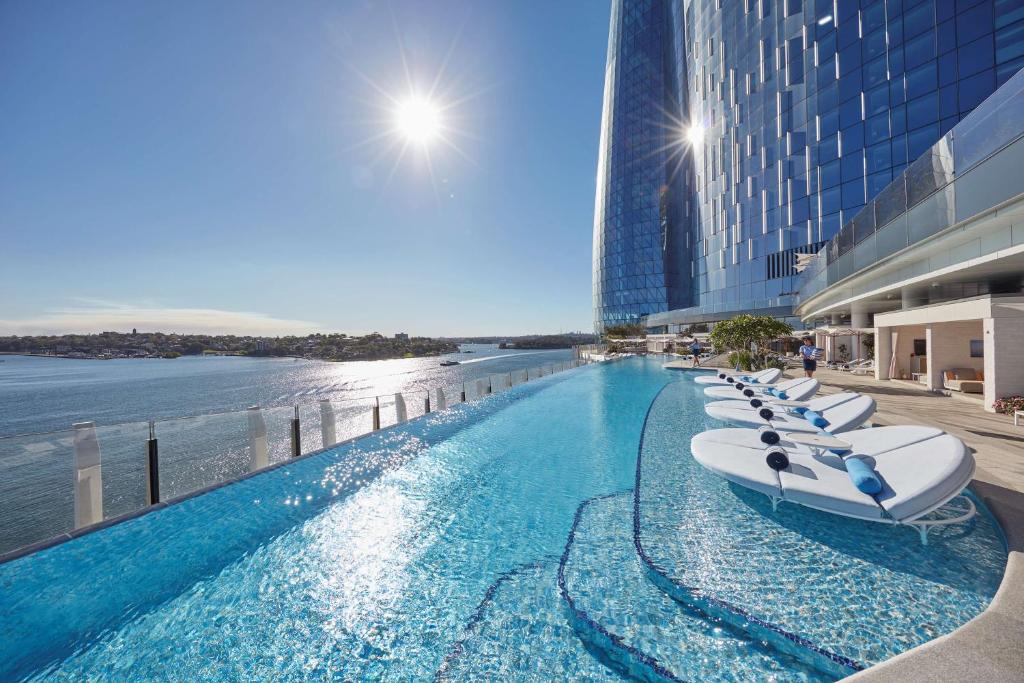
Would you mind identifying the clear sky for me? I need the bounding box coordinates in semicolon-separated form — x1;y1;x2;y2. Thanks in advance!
0;0;610;337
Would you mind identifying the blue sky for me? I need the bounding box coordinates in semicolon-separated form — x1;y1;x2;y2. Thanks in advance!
0;0;609;336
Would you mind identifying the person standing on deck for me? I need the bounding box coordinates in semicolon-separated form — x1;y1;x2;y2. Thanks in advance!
690;340;702;367
799;336;819;378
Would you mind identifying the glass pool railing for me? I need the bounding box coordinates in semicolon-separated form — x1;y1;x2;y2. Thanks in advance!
0;359;594;559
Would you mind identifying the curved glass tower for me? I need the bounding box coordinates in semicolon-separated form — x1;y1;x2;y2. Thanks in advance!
595;0;1024;332
592;0;694;331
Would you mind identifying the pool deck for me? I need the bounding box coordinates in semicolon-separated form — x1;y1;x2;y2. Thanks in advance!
782;368;1024;682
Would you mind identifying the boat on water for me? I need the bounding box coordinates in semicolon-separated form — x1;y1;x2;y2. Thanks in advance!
440;360;460;366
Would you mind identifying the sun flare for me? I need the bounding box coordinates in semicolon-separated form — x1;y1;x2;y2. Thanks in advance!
394;97;442;144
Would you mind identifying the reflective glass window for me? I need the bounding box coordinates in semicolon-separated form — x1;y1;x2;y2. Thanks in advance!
867;169;892;197
842;178;866;208
839;68;863;100
904;31;937;69
936;19;957;55
865;83;890;115
959;35;996;78
891;103;907;134
820;158;842;187
904;1;936;40
908;122;939;159
818;108;840;139
938;51;958;87
996;20;1024;64
841;148;865;180
891;133;909;166
864;55;888;88
906;60;938;98
939;84;958;118
840;95;863;126
958;68;996;112
996;0;1024;30
867;139;893;172
958;2;995;44
907;91;938;128
866;111;891;143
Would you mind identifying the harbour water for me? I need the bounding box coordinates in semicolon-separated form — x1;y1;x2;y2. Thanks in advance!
0;344;572;436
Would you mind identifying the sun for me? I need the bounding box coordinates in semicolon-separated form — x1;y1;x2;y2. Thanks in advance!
394;97;442;144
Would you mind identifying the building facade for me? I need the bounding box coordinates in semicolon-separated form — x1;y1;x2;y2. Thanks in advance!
594;0;1024;332
592;0;695;331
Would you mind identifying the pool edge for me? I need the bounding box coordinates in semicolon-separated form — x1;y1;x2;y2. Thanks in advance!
842;480;1024;682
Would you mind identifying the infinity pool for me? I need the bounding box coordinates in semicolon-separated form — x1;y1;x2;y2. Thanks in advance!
0;358;1007;681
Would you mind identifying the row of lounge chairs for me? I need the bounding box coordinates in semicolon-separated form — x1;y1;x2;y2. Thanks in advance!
688;370;977;544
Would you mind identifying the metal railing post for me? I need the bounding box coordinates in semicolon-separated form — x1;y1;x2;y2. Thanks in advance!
146;420;160;505
487;376;493;394
424;391;431;414
73;421;103;528
290;406;301;458
372;397;381;430
461;382;467;402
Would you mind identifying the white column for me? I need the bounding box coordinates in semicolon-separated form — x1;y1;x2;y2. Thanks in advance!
247;406;268;471
984;316;1024;412
73;422;103;529
319;400;337;447
925;325;947;391
875;326;891;380
394;393;408;423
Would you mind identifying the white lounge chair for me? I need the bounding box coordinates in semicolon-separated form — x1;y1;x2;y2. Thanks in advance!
850;361;875;376
694;368;783;386
689;425;977;543
704;392;876;434
703;377;820;401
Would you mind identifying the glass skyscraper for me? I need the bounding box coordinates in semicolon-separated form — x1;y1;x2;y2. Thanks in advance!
593;0;1024;332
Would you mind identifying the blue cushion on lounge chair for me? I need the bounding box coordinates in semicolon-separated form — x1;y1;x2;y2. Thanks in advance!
844;456;882;494
775;391;789;400
792;406;809;415
802;410;829;428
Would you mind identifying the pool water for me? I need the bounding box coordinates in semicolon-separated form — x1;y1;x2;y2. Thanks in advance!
0;358;1007;681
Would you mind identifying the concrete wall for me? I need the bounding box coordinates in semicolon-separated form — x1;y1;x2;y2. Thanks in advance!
926;320;984;391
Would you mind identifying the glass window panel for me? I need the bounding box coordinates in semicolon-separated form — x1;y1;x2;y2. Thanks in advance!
838;68;864;100
997;55;1024;85
889;15;905;46
820;158;842;188
939;84;959;118
936;19;957;55
996;0;1024;30
958;68;996;113
867;139;893;172
996;20;1024;64
842;178;866;207
864;55;888;88
938;50;958;87
958;2;995;44
904;1;936;40
864;28;888;60
905;31;937;70
908;122;940;159
840;95;863;126
819;108;840;139
842;121;865;151
841;148;865;180
907;91;939;128
891;103;907;134
906;60;938;98
867;169;893;198
892;133;909;166
866;111;891;144
866;82;891;114
959;35;996;78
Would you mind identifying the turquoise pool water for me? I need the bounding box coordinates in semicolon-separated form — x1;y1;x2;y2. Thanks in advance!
0;358;1007;681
